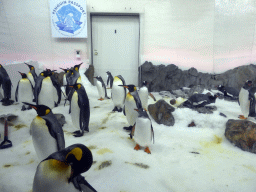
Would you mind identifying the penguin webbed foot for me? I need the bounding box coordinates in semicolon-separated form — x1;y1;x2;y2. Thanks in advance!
54;102;58;107
123;126;133;131
71;174;97;192
112;107;118;112
2;99;14;106
73;130;84;137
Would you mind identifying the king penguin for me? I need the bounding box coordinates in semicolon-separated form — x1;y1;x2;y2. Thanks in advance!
94;76;109;100
119;84;143;131
106;71;114;89
24;62;37;87
15;72;34;110
33;144;97;192
111;75;126;112
60;67;70;87
0;64;13;106
138;81;156;110
238;80;256;119
130;108;154;154
69;83;90;137
23;102;65;162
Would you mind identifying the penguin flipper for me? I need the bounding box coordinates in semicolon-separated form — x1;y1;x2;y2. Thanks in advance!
123;106;126;116
151;124;155;144
72;175;97;192
15;81;19;102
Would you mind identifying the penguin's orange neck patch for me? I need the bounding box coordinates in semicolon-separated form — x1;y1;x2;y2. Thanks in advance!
49;159;69;171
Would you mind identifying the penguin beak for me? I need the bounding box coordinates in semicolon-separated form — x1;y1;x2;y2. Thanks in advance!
119;85;128;89
22;102;37;110
134;109;139;111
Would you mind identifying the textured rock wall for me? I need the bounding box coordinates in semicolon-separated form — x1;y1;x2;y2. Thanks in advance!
140;61;256;92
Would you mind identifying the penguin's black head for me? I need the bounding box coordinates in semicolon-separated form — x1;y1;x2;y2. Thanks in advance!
119;84;136;92
74;63;83;72
24;63;35;71
69;83;83;90
217;85;224;91
18;71;27;79
244;80;253;90
209;94;218;103
23;102;51;116
106;71;111;75
44;144;93;182
60;67;69;73
142;81;148;86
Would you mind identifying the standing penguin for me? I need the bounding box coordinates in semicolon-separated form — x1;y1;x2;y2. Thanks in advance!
69;83;90;137
35;71;56;109
60;67;70;87
106;71;114;89
130;108;154;154
119;84;143;131
94;76;109;100
238;80;256;119
15;72;34;110
24;62;37;87
138;81;156;110
33;144;97;192
111;75;126;112
0;64;13;106
23;102;65;162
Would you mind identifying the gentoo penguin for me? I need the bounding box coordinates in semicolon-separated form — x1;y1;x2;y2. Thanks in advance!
46;69;61;107
23;102;65;162
0;64;13;106
183;93;218;108
138;81;156;109
24;62;37;87
217;85;239;99
119;84;143;131
106;71;114;89
35;71;56;109
111;75;126;112
130;108;154;154
94;76;109;100
15;72;34;110
238;80;256;119
69;83;90;137
33;144;97;192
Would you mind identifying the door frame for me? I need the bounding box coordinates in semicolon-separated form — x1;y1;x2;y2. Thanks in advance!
89;13;142;86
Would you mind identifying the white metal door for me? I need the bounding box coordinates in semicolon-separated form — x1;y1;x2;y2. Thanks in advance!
91;15;139;86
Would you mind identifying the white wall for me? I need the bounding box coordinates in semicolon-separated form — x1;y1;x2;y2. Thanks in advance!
1;0;256;74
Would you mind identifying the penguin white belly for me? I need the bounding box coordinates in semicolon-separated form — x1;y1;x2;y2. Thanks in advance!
38;77;55;109
53;86;58;104
27;72;35;87
18;79;33;103
125;97;138;126
63;74;67;86
139;87;149;109
96;81;104;98
71;91;80;129
112;81;125;108
239;88;250;117
134;118;152;147
33;161;78;192
30;117;58;162
77;76;82;84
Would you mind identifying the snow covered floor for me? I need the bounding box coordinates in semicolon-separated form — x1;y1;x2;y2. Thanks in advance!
1;75;256;192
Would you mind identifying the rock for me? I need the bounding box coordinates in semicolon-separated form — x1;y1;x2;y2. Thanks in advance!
188;121;196;127
225;119;256;153
219;112;227;118
148;100;175;126
53;113;66;127
84;65;94;85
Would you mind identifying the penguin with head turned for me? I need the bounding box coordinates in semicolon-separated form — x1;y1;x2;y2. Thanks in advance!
138;81;156;110
94;76;110;100
69;83;90;137
106;71;114;89
23;102;65;162
0;64;13;106
111;75;126;112
60;67;70;86
119;84;143;131
130;108;154;154
238;80;256;119
15;72;34;111
24;62;37;87
33;143;97;192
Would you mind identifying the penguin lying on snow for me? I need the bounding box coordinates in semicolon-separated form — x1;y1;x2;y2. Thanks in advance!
24;102;65;162
130;108;154;154
119;84;143;131
106;71;114;89
111;75;126;112
238;80;256;119
15;72;34;111
94;76;110;100
183;93;218;108
0;64;13;106
217;85;239;99
69;83;90;137
33;144;97;192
